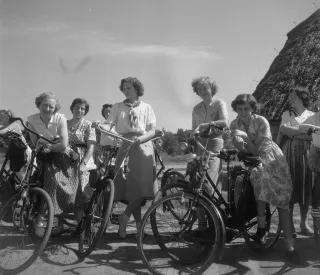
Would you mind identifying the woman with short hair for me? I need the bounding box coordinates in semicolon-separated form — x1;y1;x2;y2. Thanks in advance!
27;92;78;231
103;77;157;238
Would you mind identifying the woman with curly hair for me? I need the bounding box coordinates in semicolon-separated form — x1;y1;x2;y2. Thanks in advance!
278;86;314;236
101;77;157;238
27;92;78;232
191;76;228;191
230;93;303;265
67;98;96;220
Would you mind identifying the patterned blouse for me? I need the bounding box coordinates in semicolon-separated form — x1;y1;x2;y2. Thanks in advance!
106;100;156;135
67;118;96;166
230;114;272;152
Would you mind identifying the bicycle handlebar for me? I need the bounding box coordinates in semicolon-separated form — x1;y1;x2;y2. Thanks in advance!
97;124;164;145
11;117;56;144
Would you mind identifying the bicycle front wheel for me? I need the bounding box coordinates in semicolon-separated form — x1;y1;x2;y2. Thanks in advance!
137;192;223;275
78;178;114;258
0;187;54;274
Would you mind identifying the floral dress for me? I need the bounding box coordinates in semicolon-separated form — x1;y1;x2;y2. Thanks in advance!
106;100;157;202
67;118;96;190
230;114;292;209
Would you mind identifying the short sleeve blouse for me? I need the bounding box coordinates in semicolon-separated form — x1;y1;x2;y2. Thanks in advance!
106;101;156;134
27;113;66;143
192;98;228;130
230;114;272;142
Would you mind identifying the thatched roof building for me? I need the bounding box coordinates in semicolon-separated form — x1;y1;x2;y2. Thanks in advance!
253;9;320;137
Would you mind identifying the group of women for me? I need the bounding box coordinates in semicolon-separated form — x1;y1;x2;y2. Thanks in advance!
0;76;320;267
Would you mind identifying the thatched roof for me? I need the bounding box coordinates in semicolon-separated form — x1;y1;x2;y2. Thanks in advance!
253;9;320;121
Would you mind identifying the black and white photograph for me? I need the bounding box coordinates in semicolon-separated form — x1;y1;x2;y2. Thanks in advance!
0;0;320;274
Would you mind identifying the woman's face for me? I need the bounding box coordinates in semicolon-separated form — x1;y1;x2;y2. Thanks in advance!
102;107;111;120
72;103;86;119
196;83;212;101
236;102;253;119
38;98;56;119
0;112;10;126
288;91;302;107
122;82;138;101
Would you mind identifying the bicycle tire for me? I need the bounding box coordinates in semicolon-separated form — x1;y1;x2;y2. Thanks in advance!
234;176;281;251
0;187;54;274
78;178;114;258
137;192;223;275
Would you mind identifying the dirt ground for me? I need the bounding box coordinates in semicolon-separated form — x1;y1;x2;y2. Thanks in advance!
9;204;320;275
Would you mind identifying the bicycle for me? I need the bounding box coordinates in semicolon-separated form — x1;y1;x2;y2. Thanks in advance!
0;117;54;274
137;125;281;274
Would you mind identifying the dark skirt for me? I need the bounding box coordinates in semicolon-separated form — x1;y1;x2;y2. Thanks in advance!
282;138;313;206
113;134;156;202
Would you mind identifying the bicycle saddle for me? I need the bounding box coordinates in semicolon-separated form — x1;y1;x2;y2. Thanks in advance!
219;148;238;160
237;152;261;167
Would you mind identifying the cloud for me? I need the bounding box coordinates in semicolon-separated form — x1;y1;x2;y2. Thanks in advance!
59;31;222;60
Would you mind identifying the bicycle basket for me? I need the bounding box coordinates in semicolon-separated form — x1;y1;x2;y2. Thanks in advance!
6;134;28;172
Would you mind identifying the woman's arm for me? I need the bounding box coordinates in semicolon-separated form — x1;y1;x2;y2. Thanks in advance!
279;124;302;137
299;123;320;133
81;123;96;165
50;116;68;152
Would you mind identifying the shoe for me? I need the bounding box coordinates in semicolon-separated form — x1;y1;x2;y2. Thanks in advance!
34;215;47;238
118;214;129;239
285;250;307;266
255;227;268;245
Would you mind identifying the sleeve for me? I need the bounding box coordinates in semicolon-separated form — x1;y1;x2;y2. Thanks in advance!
146;104;156;131
57;114;67;136
105;103;118;128
192;108;197;130
217;100;229;122
85;121;96;144
257;116;271;139
280;111;292;127
304;113;317;125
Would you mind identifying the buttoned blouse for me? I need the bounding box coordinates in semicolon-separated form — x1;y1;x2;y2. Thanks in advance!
106;101;156;135
192;98;228;130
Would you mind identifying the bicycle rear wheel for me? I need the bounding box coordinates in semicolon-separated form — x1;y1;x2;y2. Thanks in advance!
0;187;53;274
235;177;281;251
78;178;114;258
137;192;223;275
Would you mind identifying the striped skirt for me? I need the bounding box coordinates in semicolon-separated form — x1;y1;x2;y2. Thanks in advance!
282;138;313;206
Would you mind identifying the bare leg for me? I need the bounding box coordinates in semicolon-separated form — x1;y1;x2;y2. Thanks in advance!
278;208;294;251
299;203;313;234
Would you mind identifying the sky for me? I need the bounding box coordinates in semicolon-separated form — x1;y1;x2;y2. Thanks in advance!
0;0;319;131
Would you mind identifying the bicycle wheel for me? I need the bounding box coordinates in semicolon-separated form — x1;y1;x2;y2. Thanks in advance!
78;178;114;258
235;177;281;251
0;187;53;274
137;192;223;275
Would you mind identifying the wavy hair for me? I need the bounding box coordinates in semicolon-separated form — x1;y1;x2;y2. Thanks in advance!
191;76;218;96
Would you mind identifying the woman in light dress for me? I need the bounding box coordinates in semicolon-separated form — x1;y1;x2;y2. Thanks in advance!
230;94;303;265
